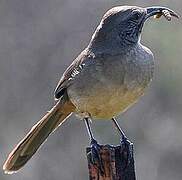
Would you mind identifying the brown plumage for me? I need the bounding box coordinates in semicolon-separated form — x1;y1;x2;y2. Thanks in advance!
3;94;75;174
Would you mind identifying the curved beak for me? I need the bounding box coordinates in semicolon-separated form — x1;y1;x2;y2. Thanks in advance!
145;6;179;20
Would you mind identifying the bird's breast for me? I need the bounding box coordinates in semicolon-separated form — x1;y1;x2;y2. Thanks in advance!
67;45;154;119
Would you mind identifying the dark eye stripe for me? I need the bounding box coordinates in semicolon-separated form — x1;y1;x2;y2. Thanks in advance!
133;12;141;19
131;9;142;20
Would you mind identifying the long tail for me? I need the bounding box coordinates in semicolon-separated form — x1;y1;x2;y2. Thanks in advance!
3;96;75;174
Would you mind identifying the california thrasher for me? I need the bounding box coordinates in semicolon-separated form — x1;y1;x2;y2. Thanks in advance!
3;6;179;174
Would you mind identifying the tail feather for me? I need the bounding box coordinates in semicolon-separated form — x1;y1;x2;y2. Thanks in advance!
3;97;75;174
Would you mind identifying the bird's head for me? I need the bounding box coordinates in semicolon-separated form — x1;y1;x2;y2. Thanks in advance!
90;6;179;50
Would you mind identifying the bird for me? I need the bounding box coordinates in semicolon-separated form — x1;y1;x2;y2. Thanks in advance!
3;5;179;174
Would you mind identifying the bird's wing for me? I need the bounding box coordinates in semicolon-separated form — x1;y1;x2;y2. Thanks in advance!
54;49;91;99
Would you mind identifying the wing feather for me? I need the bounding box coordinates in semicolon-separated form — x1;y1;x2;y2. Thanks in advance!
54;49;90;99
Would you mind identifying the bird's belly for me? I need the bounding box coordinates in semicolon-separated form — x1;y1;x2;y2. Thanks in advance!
68;83;146;119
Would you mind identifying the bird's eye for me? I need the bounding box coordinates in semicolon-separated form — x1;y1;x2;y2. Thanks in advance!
132;12;141;20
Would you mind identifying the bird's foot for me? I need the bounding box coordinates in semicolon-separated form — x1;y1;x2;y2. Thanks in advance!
120;136;133;168
89;139;105;175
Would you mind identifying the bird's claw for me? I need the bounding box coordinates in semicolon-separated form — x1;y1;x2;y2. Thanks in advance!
120;137;133;168
90;139;105;175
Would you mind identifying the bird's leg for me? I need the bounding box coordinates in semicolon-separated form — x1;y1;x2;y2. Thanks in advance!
84;117;104;175
112;117;133;166
111;117;128;141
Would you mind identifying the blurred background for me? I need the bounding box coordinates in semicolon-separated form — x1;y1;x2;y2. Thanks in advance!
0;0;181;179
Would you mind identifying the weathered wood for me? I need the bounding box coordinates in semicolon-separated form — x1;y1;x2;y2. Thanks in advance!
86;141;136;180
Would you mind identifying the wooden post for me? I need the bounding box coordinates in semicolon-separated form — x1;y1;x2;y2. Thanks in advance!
86;141;136;180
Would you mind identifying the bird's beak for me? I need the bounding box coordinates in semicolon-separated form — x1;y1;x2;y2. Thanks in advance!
145;6;179;20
